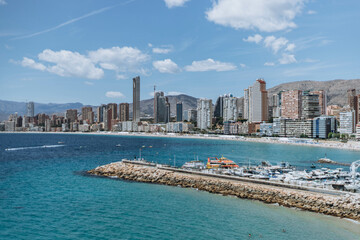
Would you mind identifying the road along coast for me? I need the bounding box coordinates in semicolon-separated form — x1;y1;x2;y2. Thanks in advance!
88;161;360;221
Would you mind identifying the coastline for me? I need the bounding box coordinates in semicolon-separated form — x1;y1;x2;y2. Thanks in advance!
88;161;360;222
3;131;360;151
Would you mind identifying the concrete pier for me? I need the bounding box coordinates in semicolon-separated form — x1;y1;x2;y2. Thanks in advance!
88;160;360;221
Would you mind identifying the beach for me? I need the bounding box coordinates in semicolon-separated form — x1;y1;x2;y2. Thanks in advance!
5;131;359;151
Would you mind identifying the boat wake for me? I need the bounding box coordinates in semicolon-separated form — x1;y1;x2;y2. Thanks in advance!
5;145;66;151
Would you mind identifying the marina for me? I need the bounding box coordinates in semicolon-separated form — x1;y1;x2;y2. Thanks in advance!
88;159;360;221
121;152;360;194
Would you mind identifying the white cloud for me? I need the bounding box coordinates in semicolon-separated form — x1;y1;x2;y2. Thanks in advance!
89;46;150;73
206;0;305;32
38;49;104;79
149;92;155;97
153;59;180;73
0;0;7;5
185;58;237;72
307;10;317;15
243;34;263;44
152;47;172;54
20;57;46;71
16;46;149;80
279;54;297;64
164;0;190;8
264;36;289;54
285;43;296;52
105;91;125;98
264;62;275;66
148;43;153;47
239;63;247;68
84;81;94;85
167;91;185;96
116;74;127;80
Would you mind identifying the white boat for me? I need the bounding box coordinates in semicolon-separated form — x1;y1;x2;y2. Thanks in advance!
182;161;205;169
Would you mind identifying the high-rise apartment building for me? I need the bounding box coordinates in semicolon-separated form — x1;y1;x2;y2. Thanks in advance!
82;106;93;124
214;96;224;118
348;89;357;109
281;90;302;119
165;99;170;123
103;107;112;131
27;102;35;117
176;102;183;122
197;99;213;129
119;103;129;122
244;79;268;123
339;111;355;134
132;76;140;122
310;90;327;115
223;95;238;121
183;109;197;122
97;104;107;123
301;92;320;119
107;103;118;120
154;91;170;123
243;89;249;120
66;109;78;123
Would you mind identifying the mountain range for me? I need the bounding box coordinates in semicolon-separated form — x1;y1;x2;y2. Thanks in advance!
1;79;360;121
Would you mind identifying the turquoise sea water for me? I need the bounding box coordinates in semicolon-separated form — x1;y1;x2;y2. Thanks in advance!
0;133;359;239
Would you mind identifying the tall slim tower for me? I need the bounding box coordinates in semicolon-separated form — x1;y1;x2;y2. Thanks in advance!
27;102;35;117
133;76;140;122
176;102;183;122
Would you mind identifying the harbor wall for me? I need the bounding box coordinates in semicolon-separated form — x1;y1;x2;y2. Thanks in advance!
88;161;360;221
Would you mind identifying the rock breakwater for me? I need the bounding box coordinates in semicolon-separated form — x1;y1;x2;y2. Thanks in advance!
88;161;360;221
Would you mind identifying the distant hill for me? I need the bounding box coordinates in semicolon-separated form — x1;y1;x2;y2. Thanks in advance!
0;94;198;121
2;79;359;121
268;79;360;107
131;94;198;117
0;100;84;121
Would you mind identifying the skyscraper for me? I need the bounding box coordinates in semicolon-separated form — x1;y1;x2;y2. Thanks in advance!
133;76;140;122
165;98;170;123
119;103;129;122
27;101;34;117
197;99;213;129
154;91;169;123
176;102;183;122
222;94;238;121
244;79;268;123
214;96;224;118
107;103;118;120
243;89;249;120
97;104;107;123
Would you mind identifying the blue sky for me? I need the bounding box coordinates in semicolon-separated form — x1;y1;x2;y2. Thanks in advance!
0;0;359;105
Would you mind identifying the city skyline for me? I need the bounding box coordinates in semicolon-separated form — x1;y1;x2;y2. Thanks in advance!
1;0;360;105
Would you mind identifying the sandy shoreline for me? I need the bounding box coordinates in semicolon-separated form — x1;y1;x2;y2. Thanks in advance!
3;131;360;151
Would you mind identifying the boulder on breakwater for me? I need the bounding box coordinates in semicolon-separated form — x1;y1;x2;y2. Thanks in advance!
88;161;360;221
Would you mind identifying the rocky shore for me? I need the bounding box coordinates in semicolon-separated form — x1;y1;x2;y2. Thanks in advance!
88;161;360;221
